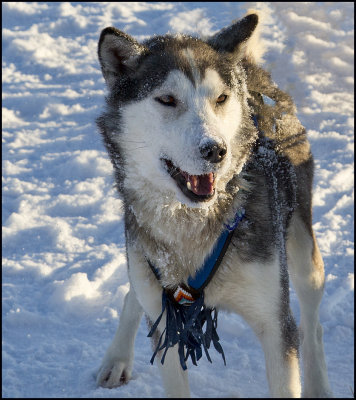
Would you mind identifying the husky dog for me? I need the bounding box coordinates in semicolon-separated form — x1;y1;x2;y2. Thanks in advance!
95;11;332;398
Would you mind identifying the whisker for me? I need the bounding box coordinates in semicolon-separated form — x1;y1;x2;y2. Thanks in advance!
125;145;151;151
120;139;148;144
171;170;181;179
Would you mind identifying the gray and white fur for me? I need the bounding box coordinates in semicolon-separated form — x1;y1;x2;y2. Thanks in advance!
95;11;333;398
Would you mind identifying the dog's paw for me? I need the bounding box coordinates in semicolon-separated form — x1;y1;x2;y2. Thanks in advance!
96;358;132;389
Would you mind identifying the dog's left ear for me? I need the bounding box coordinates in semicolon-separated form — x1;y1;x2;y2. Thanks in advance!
207;12;265;63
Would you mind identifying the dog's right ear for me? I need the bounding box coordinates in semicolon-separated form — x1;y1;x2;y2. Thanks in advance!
98;27;147;89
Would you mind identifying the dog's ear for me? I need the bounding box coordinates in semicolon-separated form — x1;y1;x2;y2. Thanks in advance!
98;27;147;89
207;12;265;64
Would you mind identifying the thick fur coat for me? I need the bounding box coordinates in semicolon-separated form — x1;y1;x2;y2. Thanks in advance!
95;12;332;398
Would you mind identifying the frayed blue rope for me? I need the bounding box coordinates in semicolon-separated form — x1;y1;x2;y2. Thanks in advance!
148;291;226;370
147;208;246;370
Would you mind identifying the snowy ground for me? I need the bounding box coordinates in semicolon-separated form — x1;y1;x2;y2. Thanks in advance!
2;2;354;398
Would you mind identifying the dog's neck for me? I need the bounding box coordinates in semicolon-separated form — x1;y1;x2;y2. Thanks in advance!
124;174;248;287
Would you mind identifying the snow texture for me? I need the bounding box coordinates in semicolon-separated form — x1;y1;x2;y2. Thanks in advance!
2;2;354;398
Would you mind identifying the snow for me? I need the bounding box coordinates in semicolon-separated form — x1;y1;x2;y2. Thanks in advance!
2;2;354;398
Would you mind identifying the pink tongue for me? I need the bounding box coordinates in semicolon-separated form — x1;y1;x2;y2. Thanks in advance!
182;171;215;196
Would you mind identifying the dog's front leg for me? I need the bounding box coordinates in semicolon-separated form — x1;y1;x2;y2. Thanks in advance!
145;302;190;397
240;306;301;397
127;245;191;398
154;343;191;398
258;318;301;398
226;255;302;397
96;287;143;388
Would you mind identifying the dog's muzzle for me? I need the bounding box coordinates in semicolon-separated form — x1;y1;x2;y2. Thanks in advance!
161;140;227;202
162;159;216;202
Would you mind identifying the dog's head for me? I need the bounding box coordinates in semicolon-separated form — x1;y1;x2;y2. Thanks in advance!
98;13;262;209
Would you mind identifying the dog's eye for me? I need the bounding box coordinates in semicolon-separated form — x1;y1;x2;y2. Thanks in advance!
216;94;228;104
155;95;177;107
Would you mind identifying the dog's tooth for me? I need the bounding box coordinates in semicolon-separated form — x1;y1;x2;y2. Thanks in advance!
186;181;192;191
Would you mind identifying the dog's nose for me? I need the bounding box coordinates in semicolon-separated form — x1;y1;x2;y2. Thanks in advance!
200;141;227;163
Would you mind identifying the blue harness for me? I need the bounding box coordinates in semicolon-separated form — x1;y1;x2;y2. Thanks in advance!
147;208;245;370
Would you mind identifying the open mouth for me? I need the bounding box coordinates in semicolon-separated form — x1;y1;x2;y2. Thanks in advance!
162;159;215;202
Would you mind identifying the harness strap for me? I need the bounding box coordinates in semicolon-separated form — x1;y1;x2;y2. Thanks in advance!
147;208;245;300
